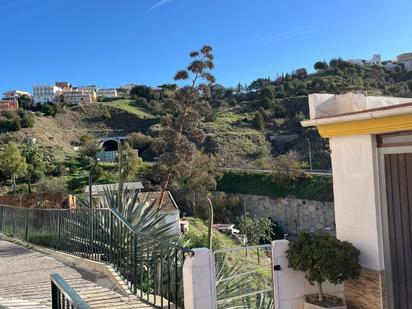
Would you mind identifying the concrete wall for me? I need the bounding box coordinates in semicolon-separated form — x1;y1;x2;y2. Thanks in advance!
161;210;181;235
272;240;344;309
0;193;76;209
329;134;387;308
234;194;335;235
183;248;217;309
329;134;383;270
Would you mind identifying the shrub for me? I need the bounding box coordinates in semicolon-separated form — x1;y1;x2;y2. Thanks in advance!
3;111;15;119
272;101;286;117
134;97;149;109
271;151;308;186
273;118;285;127
216;172;333;202
286;232;361;303
80;134;94;145
294;111;306;122
252;112;264;130
261;97;274;109
9;118;21;131
50;164;66;177
237;216;275;245
102;108;111;120
20;112;35;128
127;132;153;149
314;61;328;71
211;192;242;224
41;103;55;116
34;177;68;194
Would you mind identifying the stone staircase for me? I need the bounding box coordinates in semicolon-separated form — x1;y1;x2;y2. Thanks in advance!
0;240;154;308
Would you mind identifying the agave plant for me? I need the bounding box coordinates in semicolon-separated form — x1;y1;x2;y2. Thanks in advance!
80;187;176;239
215;251;274;309
79;187;190;305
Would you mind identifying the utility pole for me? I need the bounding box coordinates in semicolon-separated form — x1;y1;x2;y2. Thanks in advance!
306;138;313;171
117;138;123;210
89;159;99;208
206;197;213;250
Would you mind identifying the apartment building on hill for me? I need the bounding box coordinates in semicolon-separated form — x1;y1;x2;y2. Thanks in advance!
33;85;62;104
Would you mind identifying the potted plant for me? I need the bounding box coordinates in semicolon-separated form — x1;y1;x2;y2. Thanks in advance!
286;232;361;309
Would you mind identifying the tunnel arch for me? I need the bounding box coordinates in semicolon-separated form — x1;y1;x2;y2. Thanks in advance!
101;139;119;151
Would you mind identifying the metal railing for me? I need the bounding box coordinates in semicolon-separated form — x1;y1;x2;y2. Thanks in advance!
214;244;274;309
0;204;192;308
51;274;90;309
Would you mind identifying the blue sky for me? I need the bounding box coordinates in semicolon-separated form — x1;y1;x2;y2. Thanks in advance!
1;0;412;94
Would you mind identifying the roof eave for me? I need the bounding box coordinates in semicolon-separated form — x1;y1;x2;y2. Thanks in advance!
301;105;412;128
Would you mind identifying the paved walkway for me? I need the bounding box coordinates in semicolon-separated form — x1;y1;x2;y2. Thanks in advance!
0;240;153;308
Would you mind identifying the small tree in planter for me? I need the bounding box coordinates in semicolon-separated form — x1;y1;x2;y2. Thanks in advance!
286;232;361;308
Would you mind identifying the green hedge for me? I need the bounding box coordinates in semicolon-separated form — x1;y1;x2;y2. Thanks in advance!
216;172;333;202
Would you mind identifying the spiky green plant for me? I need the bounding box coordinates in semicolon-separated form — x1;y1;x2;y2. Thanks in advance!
215;252;274;309
81;187;176;239
79;187;189;305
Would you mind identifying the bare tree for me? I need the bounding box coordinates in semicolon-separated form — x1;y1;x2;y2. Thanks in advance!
154;45;215;207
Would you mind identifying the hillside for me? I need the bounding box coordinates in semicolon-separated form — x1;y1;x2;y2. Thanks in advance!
2;58;412;197
180;217;240;250
0;103;159;159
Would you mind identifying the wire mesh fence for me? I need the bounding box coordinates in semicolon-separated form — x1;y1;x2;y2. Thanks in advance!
214;244;274;309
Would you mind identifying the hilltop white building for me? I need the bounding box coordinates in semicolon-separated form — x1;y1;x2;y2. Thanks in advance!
33;85;62;104
349;52;412;71
96;88;118;98
349;54;382;65
397;53;412;70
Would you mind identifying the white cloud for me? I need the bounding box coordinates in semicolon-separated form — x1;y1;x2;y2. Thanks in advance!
147;0;173;12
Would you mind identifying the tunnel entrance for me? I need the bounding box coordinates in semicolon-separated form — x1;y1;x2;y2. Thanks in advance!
101;139;119;151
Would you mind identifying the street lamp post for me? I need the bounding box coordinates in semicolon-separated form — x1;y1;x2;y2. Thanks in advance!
206;197;213;249
306;138;313;171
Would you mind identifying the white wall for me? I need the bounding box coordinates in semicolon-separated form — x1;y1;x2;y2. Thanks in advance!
183;248;217;309
161;210;181;235
329;134;383;270
272;240;344;309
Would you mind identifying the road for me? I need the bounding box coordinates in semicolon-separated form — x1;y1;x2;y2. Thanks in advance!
219;167;332;176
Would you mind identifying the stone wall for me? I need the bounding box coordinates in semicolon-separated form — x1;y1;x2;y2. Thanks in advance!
0;193;76;209
233;193;335;235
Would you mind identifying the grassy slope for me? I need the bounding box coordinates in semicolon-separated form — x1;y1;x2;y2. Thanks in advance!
105;99;155;119
181;217;240;250
203;110;272;168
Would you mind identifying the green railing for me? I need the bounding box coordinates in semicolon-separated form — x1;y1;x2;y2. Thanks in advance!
51;273;90;309
0;204;192;308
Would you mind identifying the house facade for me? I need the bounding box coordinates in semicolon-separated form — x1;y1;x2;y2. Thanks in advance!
0;98;19;112
33;85;62;104
396;52;412;70
62;89;96;104
96;88;118;99
3;90;31;99
302;93;412;309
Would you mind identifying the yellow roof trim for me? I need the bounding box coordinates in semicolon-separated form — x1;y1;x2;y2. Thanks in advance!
317;113;412;137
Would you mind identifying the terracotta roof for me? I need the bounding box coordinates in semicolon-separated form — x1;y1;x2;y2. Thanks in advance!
138;191;179;212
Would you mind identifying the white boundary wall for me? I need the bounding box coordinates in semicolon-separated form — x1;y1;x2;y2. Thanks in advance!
183;248;217;309
272;240;344;309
